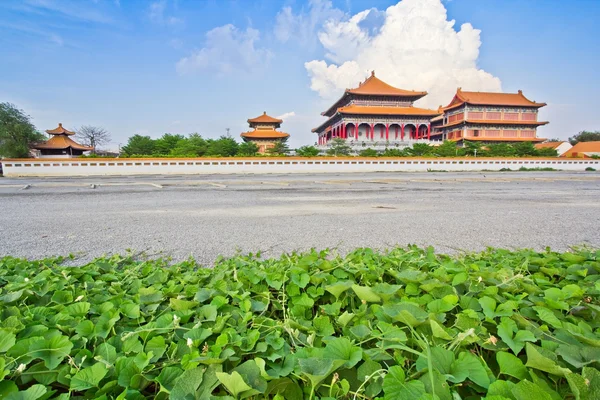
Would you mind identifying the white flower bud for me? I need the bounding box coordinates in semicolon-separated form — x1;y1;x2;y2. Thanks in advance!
187;338;193;348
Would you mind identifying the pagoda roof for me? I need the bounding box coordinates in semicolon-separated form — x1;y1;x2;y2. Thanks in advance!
247;112;283;124
322;71;428;116
45;123;75;136
337;105;440;116
441;119;549;128
347;72;427;97
241;129;289;139
444;89;546;111
32;135;93;151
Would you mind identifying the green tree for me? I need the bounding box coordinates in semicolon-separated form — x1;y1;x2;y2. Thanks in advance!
238;141;259;156
267;140;290;156
535;147;558;157
486;143;516;157
326;138;352;156
408;143;433;156
121;135;155;156
359;148;378;157
434;141;461;157
382;148;407;157
513;141;537;157
296;145;320;157
569;131;600;145
154;133;185;155
0;102;45;158
463;141;483;156
170;133;207;157
206;136;239;157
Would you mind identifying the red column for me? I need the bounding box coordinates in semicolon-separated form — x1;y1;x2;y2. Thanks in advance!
385;124;389;141
427;124;431;140
343;123;347;139
401;124;405;141
370;124;374;140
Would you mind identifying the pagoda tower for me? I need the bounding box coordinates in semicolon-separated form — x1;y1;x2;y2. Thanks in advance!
241;112;290;154
33;123;93;158
312;71;441;149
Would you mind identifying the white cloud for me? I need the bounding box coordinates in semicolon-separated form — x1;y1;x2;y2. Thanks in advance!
276;111;296;120
304;0;502;108
176;24;272;76
148;0;182;26
274;0;344;46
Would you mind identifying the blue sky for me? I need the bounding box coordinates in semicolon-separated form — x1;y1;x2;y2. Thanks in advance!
1;0;598;149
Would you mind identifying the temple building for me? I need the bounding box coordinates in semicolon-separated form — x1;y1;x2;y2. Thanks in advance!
241;112;290;154
313;71;441;152
431;89;548;144
33;123;93;158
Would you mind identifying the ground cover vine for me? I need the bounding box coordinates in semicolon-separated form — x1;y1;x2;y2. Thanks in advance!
0;246;599;399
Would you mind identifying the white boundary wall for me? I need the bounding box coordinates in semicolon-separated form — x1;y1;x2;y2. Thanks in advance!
2;158;598;177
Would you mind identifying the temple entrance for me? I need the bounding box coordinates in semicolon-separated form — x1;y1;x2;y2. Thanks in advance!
357;123;370;140
389;123;401;140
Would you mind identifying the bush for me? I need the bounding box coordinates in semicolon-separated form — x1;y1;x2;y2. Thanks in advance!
359;148;378;157
296;145;320;157
0;247;598;399
585;167;596;171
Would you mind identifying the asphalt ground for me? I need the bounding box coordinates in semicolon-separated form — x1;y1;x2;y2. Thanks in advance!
1;171;599;265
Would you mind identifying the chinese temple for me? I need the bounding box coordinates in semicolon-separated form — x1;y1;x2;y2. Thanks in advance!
241;112;290;154
431;89;548;144
313;71;441;149
33;123;93;158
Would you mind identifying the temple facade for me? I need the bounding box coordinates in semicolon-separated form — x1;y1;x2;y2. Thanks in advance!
313;71;442;151
33;123;93;158
241;112;290;154
431;89;548;144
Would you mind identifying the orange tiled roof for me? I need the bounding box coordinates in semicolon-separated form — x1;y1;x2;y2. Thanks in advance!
451;137;546;142
534;141;566;150
442;119;549;128
337;105;440;116
241;129;289;139
347;71;427;97
561;141;600;157
247;112;283;124
444;89;546;111
45;123;75;136
33;135;93;151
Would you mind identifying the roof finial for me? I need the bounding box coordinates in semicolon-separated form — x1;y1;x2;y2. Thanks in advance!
58;123;63;127
371;70;375;77
518;90;523;94
263;111;266;115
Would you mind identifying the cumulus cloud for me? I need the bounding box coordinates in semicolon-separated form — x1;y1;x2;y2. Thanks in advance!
176;24;272;76
304;0;502;108
276;111;296;120
274;0;344;46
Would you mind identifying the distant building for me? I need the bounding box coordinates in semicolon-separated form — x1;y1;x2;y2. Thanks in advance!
313;71;441;152
561;141;600;158
241;112;290;154
535;141;572;156
33;123;93;158
431;89;548;145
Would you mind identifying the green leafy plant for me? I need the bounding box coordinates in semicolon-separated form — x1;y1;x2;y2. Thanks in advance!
0;246;598;399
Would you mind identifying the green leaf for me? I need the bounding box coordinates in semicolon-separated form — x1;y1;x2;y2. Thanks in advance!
497;318;536;355
234;360;267;395
325;281;352;299
479;296;497;319
420;370;452;400
120;302;140;319
0;329;16;352
383;366;426;400
487;380;516;399
416;347;454;375
351;284;381;303
216;371;253;398
298;358;345;388
450;351;490;388
5;384;46;400
525;343;572;377
169;298;198;311
532;306;563;329
171;367;204;399
51;290;73;304
29;335;74;370
512;380;552;400
323;337;363;368
497;351;528;380
70;363;108;391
